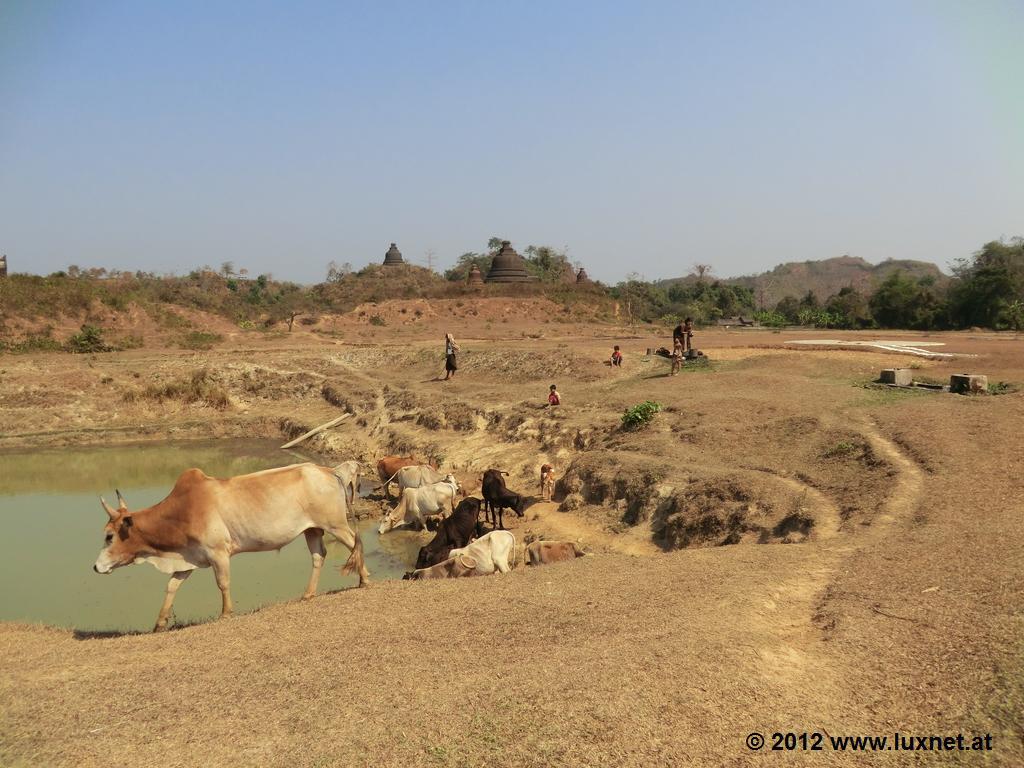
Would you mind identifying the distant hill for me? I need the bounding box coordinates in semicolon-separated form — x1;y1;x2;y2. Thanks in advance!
659;256;948;308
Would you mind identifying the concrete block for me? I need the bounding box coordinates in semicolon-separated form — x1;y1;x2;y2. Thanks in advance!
949;374;988;394
880;368;913;386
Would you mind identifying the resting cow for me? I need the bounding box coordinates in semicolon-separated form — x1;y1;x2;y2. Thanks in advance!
448;530;517;575
378;475;460;534
415;497;482;570
404;554;480;580
527;540;586;565
92;463;368;632
481;469;525;530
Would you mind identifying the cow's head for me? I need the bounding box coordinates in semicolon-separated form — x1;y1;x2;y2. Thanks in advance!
451;555;478;577
514;494;526;517
93;490;140;574
443;474;460;490
378;511;401;535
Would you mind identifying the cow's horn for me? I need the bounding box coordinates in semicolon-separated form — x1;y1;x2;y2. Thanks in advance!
115;489;128;510
458;555;477;568
100;496;118;519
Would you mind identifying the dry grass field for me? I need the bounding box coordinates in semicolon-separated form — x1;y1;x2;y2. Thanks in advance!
1;308;1022;767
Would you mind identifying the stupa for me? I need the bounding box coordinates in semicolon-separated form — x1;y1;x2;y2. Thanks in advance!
467;264;484;286
576;267;590;283
382;243;404;266
485;241;532;283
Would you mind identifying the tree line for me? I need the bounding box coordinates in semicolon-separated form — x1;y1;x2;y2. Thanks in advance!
3;237;1021;337
611;238;1024;331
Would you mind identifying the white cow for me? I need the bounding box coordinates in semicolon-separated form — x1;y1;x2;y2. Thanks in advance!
395;464;447;495
331;460;362;508
378;475;460;534
448;530;516;575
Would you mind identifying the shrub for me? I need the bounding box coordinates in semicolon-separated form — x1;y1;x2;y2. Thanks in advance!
116;334;145;350
128;369;231;409
369;315;386;326
0;333;63;354
621;400;662;430
66;325;109;353
178;331;223;350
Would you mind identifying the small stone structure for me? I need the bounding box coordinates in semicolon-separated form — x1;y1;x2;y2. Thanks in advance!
485;241;533;283
879;368;913;387
576;267;589;283
0;254;7;278
466;264;484;287
382;243;404;266
949;374;988;394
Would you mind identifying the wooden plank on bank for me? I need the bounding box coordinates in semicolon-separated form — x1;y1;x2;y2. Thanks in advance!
279;413;351;449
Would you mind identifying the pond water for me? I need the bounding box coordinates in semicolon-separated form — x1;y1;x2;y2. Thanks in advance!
0;440;424;632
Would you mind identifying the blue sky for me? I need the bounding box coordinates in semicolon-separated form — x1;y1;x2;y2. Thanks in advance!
1;0;1022;283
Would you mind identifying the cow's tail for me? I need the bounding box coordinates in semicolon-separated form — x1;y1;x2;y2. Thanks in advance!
340;528;365;579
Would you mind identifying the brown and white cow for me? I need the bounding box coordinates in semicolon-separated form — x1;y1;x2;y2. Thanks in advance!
527;540;586;565
92;463;369;632
404;554;480;580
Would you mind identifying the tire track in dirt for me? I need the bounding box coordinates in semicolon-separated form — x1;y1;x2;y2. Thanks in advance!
744;420;925;714
856;420;925;531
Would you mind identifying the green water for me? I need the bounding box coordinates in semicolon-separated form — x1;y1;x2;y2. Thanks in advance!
0;440;423;632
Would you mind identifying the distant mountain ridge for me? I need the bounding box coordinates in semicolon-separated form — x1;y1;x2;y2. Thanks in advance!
659;256;947;308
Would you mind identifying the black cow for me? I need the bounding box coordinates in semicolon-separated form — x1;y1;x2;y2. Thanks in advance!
414;497;482;569
481;469;526;530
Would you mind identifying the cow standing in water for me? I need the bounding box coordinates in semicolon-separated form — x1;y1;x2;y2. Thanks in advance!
92;463;369;632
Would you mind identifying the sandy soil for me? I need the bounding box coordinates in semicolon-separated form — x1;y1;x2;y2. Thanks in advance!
0;312;1022;767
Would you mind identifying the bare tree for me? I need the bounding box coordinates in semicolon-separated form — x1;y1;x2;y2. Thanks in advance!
690;263;713;283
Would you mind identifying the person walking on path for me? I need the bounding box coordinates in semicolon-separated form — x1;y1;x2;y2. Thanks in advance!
444;332;460;380
540;463;555;502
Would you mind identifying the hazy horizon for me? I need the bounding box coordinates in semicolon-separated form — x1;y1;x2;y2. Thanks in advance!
2;1;1022;284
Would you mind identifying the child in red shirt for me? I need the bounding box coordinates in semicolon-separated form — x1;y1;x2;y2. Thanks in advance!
548;384;561;406
611;345;623;367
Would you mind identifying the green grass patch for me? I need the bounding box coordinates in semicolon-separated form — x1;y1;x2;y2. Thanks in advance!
621;400;662;430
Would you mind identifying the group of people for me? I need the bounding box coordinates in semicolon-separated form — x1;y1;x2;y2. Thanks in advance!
442;318;694;402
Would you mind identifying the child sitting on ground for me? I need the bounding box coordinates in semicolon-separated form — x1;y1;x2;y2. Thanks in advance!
611;345;623;367
548;384;561;406
540;463;555;502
